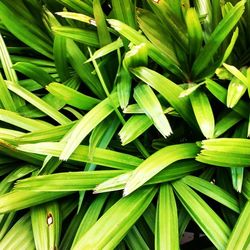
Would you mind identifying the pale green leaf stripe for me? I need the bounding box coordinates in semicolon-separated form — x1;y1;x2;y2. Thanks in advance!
56;12;95;25
31;202;61;250
226;201;250;249
124;143;200;196
59;92;119;161
72;187;157;250
134;84;172;138
52;26;99;47
0;109;52;132
173;180;231;249
191;0;245;77
155;184;178;250
0;128;24;142
6;80;71;125
190;89;214;138
0;213;35;250
131;67;196;127
17;122;76;143
0;190;70;214
0;73;16;111
17;142;142;170
46;82;100;110
183;176;239;213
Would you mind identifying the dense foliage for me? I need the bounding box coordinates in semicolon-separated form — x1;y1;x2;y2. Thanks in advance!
0;0;250;249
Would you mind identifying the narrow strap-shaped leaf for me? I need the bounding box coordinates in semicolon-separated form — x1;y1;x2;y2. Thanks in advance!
206;79;249;119
155;184;178;250
107;19;184;77
6;80;71;125
72;186;157;250
52;26;99;47
173;180;231;249
17;142;142;170
123;143;200;196
119;115;152;145
59;92;119;161
94;161;202;193
57;0;93;14
46;82;100;110
134;84;172;137
93;0;111;46
226;201;250;249
66;39;105;99
197;138;250;167
185;8;203;60
13;62;55;87
31;201;61;250
131;67;196;127
191;0;245;77
0;73;16;111
214;111;242;138
0;190;70;214
189;88;215;138
72;194;109;247
0;213;35;250
0;109;52;132
117;66;132;109
0;1;53;58
183;175;239;213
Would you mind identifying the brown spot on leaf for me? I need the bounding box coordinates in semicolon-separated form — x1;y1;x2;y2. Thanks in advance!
47;212;53;226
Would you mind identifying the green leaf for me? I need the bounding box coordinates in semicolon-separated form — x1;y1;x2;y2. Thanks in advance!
155;184;178;250
72;194;109;247
13;62;55;87
0;190;70;214
119;115;152;145
226;201;250;249
185;8;203;59
17;142;142;170
53;35;70;82
117;67;132;109
107;19;183;77
131;67;196;127
57;0;93;15
214;111;242;138
6;80;71;125
72;186;157;250
0;73;16;111
0;1;53;58
0;109;52;132
95;160;202;193
134;83;172;138
197;138;250;167
173;180;231;249
189;88;215;138
52;26;99;47
206;78;249;119
0;213;35;250
191;1;245;77
183;175;239;213
93;0;111;47
66;39;105;99
46;82;100;110
31;201;61;250
59;92;119;161
123;143;200;196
